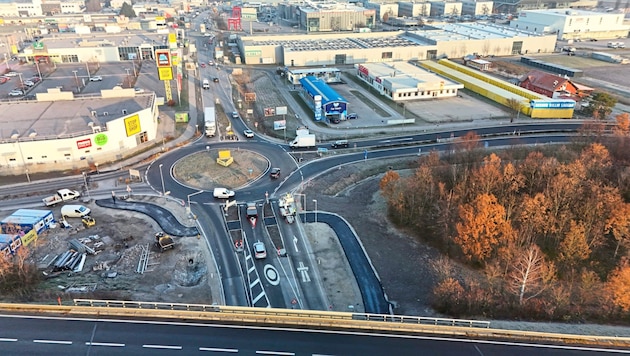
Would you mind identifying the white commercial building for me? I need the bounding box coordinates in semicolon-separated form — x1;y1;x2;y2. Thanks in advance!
398;1;431;17
509;9;630;40
0;88;159;173
460;0;493;16
239;22;555;66
356;61;464;101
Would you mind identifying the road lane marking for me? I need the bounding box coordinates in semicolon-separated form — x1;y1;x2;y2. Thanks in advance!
297;262;311;282
143;344;183;350
199;347;238;352
0;338;17;342
33;339;72;345
256;351;294;355
85;342;125;347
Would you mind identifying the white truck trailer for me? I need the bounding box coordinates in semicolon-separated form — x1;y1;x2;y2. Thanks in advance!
204;106;216;137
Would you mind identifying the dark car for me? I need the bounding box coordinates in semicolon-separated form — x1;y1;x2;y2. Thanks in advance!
331;140;349;148
270;167;281;179
347;113;357;120
213;77;219;82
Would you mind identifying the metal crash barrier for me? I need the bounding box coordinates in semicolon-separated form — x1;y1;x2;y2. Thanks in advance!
0;300;628;348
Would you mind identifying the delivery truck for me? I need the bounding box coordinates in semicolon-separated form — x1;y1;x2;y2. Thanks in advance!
204;106;216;137
289;134;316;149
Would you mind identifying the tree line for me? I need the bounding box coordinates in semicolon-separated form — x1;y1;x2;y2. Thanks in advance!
380;115;630;322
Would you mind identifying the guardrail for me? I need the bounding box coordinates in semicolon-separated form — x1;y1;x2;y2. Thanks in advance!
1;301;629;347
73;299;489;328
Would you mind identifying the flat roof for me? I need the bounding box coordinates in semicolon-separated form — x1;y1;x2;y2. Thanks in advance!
248;34;426;51
418;22;541;41
360;62;462;86
33;31;168;50
299;76;347;104
0;93;154;141
522;9;619;17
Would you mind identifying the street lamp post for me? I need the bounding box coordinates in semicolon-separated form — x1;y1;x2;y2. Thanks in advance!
85;61;90;80
312;199;318;223
25;169;30;183
34;60;42;79
17;72;23;88
125;68;131;88
159;163;166;202
82;172;91;198
72;70;79;92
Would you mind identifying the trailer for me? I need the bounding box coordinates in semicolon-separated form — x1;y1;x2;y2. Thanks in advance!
278;193;297;224
204;106;216;137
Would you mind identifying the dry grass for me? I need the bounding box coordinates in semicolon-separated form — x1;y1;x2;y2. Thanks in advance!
172;149;269;190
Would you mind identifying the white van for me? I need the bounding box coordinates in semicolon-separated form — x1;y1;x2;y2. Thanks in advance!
202;79;210;89
213;188;235;199
61;204;91;218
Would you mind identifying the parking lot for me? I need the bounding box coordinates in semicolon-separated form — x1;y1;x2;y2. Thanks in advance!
0;60;159;100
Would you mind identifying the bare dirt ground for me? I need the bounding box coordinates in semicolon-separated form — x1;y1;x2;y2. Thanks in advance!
5;196;215;305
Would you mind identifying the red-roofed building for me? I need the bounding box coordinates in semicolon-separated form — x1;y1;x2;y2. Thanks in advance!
519;70;592;100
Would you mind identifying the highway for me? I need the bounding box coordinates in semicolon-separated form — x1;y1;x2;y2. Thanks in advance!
0;313;625;355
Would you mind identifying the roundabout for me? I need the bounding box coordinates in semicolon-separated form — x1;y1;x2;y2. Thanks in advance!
172;148;269;190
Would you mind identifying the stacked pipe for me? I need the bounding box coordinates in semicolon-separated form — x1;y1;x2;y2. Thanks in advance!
53;250;86;272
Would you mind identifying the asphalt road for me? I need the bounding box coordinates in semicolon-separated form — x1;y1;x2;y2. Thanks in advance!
0;313;623;355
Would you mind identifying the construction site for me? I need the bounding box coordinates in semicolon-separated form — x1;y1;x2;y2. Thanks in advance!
1;196;217;304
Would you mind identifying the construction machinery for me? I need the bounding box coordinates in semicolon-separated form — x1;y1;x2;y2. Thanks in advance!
155;232;174;252
82;216;96;228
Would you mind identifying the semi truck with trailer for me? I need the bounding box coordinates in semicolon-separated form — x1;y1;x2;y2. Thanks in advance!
204;106;216;137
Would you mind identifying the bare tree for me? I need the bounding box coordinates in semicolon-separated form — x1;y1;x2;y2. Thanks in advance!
509;245;556;305
505;98;523;123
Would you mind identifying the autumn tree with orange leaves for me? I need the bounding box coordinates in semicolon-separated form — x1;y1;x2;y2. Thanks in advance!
380;134;630;321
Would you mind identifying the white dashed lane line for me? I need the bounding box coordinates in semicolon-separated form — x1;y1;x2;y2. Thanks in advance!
0;338;17;342
256;351;295;355
199;347;239;352
142;344;183;350
33;339;73;345
85;341;125;347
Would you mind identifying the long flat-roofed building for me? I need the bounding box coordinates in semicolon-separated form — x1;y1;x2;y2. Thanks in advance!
0;88;159;172
509;8;630;40
239;22;555;66
357;61;464;101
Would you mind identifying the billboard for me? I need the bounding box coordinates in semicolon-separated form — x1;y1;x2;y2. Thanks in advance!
264;107;276;117
124;114;141;137
158;67;173;81
274;120;286;130
276;106;287;115
76;138;92;149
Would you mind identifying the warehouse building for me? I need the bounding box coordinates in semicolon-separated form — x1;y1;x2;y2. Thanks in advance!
239;22;555;65
356;62;464;101
509;9;630;40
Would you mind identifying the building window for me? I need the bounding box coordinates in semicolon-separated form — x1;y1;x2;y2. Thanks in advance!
381;52;393;59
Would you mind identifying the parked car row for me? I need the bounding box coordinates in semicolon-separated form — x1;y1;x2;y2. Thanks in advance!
6;75;41;97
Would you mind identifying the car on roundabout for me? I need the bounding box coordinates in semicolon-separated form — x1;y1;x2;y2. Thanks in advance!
269;168;281;179
243;129;254;138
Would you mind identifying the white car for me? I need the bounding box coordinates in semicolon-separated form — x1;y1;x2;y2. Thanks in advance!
23;80;35;87
4;71;18;77
134;87;145;93
8;89;24;96
243;129;254;138
253;241;267;259
231;112;239;119
89;76;103;82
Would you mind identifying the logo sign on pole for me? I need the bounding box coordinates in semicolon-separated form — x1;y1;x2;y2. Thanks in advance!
155;50;171;67
273;120;286;130
157;67;173;81
264;107;276;117
275;106;288;115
